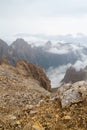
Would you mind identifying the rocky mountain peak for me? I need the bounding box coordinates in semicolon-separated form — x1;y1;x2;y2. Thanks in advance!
11;38;30;49
62;66;86;83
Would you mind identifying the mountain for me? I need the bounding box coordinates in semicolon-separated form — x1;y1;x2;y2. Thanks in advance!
1;38;87;87
62;66;87;83
0;38;80;68
9;39;78;69
8;38;36;65
0;39;8;59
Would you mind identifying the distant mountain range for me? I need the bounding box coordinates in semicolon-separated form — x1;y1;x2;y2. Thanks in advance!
0;38;82;68
1;38;87;87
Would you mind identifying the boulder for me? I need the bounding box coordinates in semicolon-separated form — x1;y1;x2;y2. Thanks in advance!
58;81;87;108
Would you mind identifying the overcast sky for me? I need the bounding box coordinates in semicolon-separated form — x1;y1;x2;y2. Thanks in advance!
0;0;87;40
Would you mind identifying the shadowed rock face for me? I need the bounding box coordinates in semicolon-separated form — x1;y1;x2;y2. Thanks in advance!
0;39;8;59
16;60;51;91
62;66;87;84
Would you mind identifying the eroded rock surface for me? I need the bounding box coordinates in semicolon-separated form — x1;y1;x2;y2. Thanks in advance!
58;81;87;107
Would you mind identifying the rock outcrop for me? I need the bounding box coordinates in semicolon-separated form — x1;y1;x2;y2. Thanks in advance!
62;66;87;83
16;60;51;91
0;39;8;59
58;81;87;108
0;59;51;91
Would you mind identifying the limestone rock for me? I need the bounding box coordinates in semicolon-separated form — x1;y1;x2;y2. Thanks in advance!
58;81;87;107
62;66;87;83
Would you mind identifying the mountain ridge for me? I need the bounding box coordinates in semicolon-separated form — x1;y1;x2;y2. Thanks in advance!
0;38;80;69
62;66;87;84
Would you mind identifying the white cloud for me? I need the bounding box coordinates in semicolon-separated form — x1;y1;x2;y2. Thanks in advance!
74;53;87;70
47;47;69;54
47;43;87;88
47;64;71;88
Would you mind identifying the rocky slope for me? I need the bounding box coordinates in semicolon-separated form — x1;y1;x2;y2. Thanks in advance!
0;60;87;130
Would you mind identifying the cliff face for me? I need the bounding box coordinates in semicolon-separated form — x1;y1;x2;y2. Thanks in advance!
62;66;87;83
0;39;8;59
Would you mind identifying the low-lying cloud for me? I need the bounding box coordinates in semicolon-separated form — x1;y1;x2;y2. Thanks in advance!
47;46;87;88
47;64;71;88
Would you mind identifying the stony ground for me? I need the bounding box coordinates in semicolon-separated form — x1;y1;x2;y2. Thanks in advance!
0;93;87;130
0;62;87;130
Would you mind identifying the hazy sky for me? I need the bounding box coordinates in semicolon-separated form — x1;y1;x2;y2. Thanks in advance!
0;0;87;39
